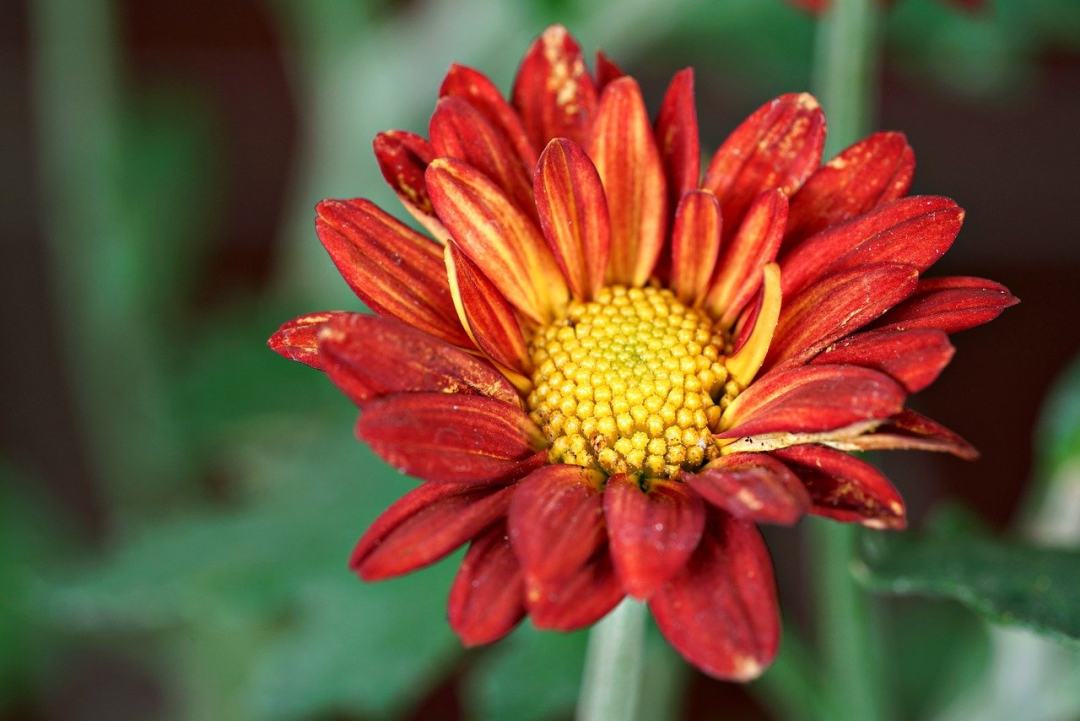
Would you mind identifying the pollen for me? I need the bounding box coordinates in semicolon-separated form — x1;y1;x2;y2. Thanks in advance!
526;285;737;479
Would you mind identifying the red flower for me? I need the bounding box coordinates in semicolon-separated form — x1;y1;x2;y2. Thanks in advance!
269;25;1015;680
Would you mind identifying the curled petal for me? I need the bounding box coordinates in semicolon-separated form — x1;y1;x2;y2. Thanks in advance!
372;131;449;242
509;464;606;587
687;453;810;525
813;328;954;393
785;131;914;246
315;198;469;346
650;513;780;681
873;276;1019;334
268;311;351;370
445;244;532;375
725;263;782;387
588;77;668;286
604;475;705;599
705;190;788;326
842;409;978;460
720;364;906;439
534;138;611;300
670;190;722;305
772;444;906;529
764;263;919;371
318;314;520;406
780;196;963;298
426;157;568;323
512;25;597;149
527;552;624;631
703;93;825;238
355;393;546;485
440;63;537;169
351;484;513;580
655;68;701;204
449;522;526;646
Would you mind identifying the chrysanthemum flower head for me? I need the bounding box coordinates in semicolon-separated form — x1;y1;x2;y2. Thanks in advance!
269;25;1016;680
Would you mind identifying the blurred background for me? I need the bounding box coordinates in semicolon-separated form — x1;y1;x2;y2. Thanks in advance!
3;0;1080;719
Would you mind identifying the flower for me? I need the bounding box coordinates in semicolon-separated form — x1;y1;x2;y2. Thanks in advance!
269;24;1016;680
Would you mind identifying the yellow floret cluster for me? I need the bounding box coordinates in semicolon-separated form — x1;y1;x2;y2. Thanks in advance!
526;285;738;479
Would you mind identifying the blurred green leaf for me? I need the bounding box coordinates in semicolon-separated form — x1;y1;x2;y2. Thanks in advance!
1034;355;1080;481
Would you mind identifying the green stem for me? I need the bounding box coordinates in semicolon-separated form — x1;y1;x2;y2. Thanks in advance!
809;1;884;719
576;598;648;721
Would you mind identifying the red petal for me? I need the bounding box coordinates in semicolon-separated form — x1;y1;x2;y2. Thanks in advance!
873;276;1018;334
315;198;469;346
588;77;668;286
527;552;624;631
318;314;520;406
268;311;351;370
430;96;535;216
512;25;597;149
705;190;788;326
785;131;914;246
720;364;906;439
848;409;978;460
534;138;611;300
594;50;625;90
764;263;919;371
773;444;906;529
687;453;810;525
448;522;526;646
445;244;532;374
440;63;538;169
355;393;546;485
604;475;705;599
670;190;722;305
703;93;825;239
650;513;780;681
655;68;701;204
780;196;963;298
812;328;954;393
371;131;447;239
351;484;513;580
509;464;606;587
426;157;568;323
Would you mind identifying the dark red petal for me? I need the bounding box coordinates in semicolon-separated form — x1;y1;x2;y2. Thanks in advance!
315;198;469;346
764;263;919;371
873;276;1019;334
318;314;520;407
268;311;351;370
430;96;535;216
650;513;780;681
703;93;825;240
372;131;444;236
440;63;537;169
512;25;597;149
850;409;978;460
773;444;906;529
812;328;954;393
509;464;606;586
785;131;914;247
720;364;906;439
355;393;546;485
594;50;625;90
351;484;513;580
780;196;963;298
655;68;701;205
604;475;705;599
448;522;526;646
686;453;810;525
527;552;624;631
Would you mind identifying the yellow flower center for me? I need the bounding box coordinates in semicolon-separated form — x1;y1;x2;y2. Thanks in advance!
526;285;739;479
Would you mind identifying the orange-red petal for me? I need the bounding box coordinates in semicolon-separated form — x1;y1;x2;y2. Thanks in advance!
844;409;978;460
588;77;668;286
355;393;546;485
372;131;448;241
873;276;1019;334
670;190;722;305
426;157;568;323
650;513;780;681
604;474;705;600
812;327;954;393
440;63;537;169
594;50;625;90
527;552;624;631
655;68;701;204
315;198;469;346
448;522;526;646
534;138;611;300
512;25;597;149
687;453;810;525
267;311;350;370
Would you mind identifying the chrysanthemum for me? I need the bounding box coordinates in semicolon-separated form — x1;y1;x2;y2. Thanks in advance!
269;25;1015;680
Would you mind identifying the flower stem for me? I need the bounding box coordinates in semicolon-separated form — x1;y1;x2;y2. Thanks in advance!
576;598;648;721
809;1;886;720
